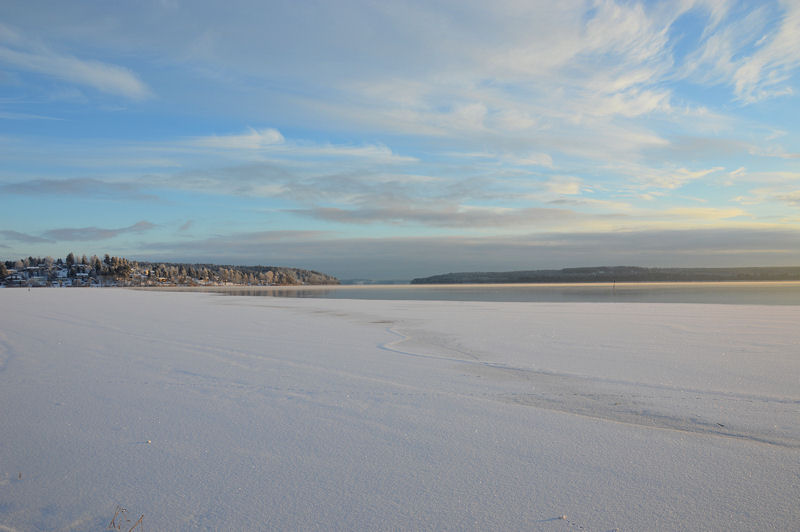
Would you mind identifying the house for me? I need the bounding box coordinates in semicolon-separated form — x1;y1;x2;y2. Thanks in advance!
74;264;92;274
7;270;27;286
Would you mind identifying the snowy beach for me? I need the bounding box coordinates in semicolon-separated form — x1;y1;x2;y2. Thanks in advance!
1;289;798;530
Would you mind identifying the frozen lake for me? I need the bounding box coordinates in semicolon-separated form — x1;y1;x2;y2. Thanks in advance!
1;288;798;530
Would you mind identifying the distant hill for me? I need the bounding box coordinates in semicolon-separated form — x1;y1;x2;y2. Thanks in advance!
411;266;800;284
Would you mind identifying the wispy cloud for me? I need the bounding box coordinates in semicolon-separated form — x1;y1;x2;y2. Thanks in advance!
146;230;334;258
682;1;800;102
41;221;156;242
186;127;417;164
544;177;584;195
0;111;62;120
665;207;747;220
601;163;726;192
748;144;800;160
732;1;800;102
189;128;284;150
290;204;597;229
0;230;53;244
726;170;800;186
736;186;800;207
1;178;157;201
0;23;151;100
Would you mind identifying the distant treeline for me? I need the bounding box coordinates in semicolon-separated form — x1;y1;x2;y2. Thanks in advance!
411;266;800;284
1;253;339;286
139;261;339;286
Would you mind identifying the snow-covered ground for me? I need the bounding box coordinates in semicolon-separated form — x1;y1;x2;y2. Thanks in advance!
1;289;798;530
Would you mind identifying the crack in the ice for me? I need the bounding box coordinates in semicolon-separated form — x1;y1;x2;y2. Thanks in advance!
379;325;800;449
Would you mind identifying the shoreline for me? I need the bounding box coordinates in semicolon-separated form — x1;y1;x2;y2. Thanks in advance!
7;279;800;292
127;280;800;306
129;279;800;291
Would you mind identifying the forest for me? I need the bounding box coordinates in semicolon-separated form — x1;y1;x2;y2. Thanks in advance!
1;253;338;287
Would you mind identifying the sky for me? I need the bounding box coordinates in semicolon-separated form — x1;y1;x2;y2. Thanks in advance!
1;0;800;280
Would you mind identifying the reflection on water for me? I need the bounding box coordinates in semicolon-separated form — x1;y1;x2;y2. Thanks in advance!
216;282;800;305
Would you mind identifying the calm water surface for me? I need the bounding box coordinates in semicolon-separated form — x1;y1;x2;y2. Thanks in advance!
216;282;800;305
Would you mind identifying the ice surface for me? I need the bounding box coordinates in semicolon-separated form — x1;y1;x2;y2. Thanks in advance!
0;289;798;530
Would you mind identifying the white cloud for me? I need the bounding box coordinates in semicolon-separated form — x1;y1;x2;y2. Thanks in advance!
681;1;800;103
319;1;696;148
291;203;596;230
544;176;583;195
616;164;725;191
505;152;553;168
442;102;489;133
0;24;151;100
583;0;668;63
290;143;418;164
492;109;538;131
733;1;800;102
189;128;285;150
665;207;747;220
590;89;672;118
187;128;417;164
726;170;800;186
735;185;800;207
748;144;800;159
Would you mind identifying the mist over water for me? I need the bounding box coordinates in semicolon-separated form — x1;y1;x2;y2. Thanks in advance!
217;282;800;305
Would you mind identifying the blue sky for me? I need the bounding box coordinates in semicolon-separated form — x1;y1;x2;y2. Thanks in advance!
2;0;800;279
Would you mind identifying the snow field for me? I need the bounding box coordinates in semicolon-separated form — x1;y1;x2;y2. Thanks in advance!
0;289;798;530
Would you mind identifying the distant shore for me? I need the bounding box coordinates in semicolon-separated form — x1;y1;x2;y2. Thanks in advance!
411;266;800;284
